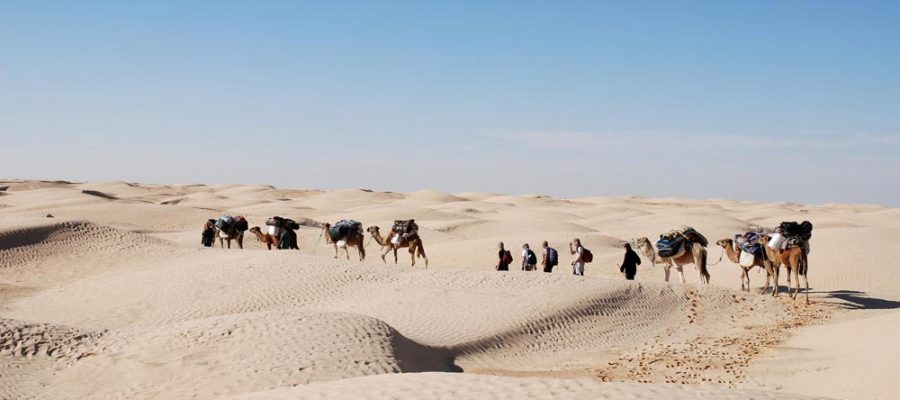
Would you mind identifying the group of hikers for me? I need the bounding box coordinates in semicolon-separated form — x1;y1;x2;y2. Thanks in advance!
495;239;642;280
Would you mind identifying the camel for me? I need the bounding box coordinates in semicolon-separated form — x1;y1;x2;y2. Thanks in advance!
632;237;710;284
758;235;809;304
366;225;428;268
323;223;366;262
216;227;244;249
714;238;774;293
249;226;279;250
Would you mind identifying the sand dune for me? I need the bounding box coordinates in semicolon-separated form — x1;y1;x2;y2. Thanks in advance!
0;180;896;399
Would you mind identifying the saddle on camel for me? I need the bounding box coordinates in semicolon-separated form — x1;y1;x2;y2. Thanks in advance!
266;216;300;250
215;215;249;234
656;226;708;258
213;215;249;249
329;220;363;245
768;221;812;253
390;219;419;244
734;231;765;267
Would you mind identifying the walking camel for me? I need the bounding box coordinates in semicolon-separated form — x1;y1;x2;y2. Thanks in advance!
758;235;809;304
631;237;710;284
323;223;366;262
248;226;280;250
366;225;428;268
714;238;774;293
216;227;244;249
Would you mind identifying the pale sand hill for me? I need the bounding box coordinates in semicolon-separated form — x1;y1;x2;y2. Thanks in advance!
0;180;897;399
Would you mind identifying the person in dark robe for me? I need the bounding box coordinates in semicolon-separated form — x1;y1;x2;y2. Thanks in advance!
620;243;641;280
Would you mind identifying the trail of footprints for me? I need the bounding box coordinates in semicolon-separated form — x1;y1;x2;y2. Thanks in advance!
597;293;833;387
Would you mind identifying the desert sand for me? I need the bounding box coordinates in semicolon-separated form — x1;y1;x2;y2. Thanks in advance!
1;179;897;399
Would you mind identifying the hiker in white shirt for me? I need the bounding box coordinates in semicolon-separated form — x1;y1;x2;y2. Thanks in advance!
569;238;585;276
521;243;537;271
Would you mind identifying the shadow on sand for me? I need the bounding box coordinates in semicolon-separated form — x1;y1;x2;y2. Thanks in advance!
809;290;900;310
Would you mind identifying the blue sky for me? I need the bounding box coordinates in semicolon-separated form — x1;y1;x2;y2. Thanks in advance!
2;1;899;205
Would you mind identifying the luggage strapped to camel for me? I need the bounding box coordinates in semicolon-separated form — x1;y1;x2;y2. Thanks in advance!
330;220;363;241
215;215;248;233
776;221;812;253
656;226;708;258
392;219;419;240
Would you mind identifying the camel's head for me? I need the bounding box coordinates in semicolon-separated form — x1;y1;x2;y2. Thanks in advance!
322;223;331;231
249;226;261;234
758;234;772;246
629;237;657;261
366;225;380;235
715;238;733;248
630;237;651;249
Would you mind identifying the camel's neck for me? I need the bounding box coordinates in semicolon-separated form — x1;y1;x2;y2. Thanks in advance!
724;244;740;263
371;231;386;246
638;244;661;265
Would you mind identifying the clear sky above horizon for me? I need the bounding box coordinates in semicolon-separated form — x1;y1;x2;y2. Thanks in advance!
2;1;899;205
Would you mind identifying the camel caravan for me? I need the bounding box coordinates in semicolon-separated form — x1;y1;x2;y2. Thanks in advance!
629;221;812;303
200;213;812;301
200;215;428;267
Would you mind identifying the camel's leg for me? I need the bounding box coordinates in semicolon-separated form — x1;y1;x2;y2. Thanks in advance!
762;261;772;294
393;248;398;264
379;246;389;264
802;269;810;304
744;268;751;292
358;244;365;262
677;266;686;284
772;266;780;297
238;236;243;250
344;246;350;261
786;267;793;297
333;244;338;259
408;246;416;267
663;264;671;282
417;241;428;269
791;266;800;300
801;255;810;304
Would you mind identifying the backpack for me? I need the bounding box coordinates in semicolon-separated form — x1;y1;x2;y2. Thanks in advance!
501;250;513;265
581;247;593;263
526;250;537;265
546;248;559;266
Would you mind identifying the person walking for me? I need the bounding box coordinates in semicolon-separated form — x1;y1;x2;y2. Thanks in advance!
541;241;558;273
569;239;585;276
496;242;513;271
620;243;641;280
521;243;538;271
